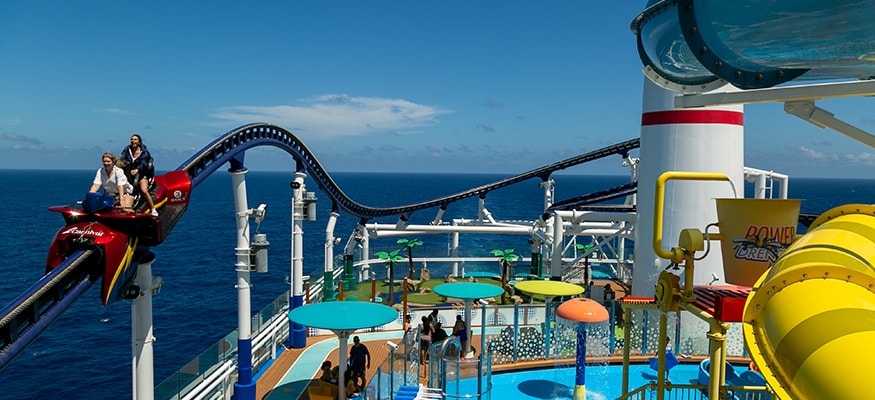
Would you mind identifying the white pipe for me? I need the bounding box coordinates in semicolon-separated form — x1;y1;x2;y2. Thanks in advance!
360;227;370;283
180;360;236;400
366;223;532;234
432;207;446;225
744;167;789;199
452;231;460;277
324;211;339;278
553;210;638;222
230;170;255;398
131;257;156;400
289;172;306;347
551;213;563;276
540;178;555;210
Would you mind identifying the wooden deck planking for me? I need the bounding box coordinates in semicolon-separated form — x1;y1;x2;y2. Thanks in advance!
257;335;398;400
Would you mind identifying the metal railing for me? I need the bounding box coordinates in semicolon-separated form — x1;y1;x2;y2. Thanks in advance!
618;382;771;400
155;291;291;400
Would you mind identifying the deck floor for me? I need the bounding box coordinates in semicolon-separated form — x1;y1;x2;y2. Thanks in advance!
257;335;400;400
254;330;663;400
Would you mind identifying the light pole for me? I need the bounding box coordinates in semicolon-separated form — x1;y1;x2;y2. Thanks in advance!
387;341;398;399
289;172;307;348
477;298;488;400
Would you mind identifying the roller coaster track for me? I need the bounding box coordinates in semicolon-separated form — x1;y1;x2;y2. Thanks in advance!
179;123;641;220
0;250;97;369
0;123;639;372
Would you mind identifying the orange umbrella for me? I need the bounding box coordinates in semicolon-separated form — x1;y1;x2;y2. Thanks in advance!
557;298;609;400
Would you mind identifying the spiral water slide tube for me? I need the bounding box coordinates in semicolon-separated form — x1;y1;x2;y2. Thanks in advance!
742;205;875;400
632;0;875;93
634;2;875;398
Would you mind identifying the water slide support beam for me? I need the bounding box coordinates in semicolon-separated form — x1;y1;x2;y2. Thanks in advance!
674;80;875;151
784;101;875;150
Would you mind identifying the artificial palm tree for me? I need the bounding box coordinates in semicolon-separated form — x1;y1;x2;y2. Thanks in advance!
490;248;519;305
397;238;424;279
575;242;596;290
375;249;404;306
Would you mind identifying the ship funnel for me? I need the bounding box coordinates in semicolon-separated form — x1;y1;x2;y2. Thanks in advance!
714;198;800;286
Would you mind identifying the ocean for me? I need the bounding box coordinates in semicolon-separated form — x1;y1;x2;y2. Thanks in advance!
0;170;873;399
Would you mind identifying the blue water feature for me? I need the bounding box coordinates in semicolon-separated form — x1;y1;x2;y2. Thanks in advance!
452;363;747;400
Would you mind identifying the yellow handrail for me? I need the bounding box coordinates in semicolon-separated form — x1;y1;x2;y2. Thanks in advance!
652;171;734;262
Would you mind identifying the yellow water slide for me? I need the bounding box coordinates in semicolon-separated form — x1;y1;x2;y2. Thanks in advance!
743;204;875;400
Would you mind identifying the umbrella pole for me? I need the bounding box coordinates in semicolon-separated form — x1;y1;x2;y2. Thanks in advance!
337;331;350;400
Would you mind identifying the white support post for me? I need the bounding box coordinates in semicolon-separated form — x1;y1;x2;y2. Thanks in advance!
289;172;307;348
131;256;157;400
551;213;564;277
323;211;339;301
230;169;255;400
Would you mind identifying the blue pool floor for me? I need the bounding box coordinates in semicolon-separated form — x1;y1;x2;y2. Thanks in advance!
449;363;734;400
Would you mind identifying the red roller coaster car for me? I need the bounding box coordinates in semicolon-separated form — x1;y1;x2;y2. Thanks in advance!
45;170;191;305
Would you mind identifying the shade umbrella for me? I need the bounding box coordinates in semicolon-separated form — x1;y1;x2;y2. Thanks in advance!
557;297;609;400
513;280;584;358
432;282;504;357
288;301;397;400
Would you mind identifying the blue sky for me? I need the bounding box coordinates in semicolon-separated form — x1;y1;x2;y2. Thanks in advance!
1;1;873;178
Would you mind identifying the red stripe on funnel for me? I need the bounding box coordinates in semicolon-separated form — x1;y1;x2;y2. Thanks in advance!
641;110;743;126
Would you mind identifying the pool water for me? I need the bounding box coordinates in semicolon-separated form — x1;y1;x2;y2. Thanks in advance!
450;363;737;400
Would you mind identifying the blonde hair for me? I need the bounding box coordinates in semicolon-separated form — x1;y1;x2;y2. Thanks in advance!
102;152;117;163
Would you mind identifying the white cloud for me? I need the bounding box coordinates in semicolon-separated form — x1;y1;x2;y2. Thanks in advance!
2;132;43;148
209;94;450;140
798;146;826;160
844;151;875;166
93;108;135;115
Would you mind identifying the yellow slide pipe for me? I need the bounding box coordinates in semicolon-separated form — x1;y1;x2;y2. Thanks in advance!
652;171;733;262
743;204;875;400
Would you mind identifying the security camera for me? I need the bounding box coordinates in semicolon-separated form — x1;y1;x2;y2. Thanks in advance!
386;341;398;350
477;299;489;306
254;204;267;224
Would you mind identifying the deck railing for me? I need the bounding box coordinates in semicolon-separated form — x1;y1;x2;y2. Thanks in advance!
155;259;762;400
156;293;760;399
617;382;771;400
155;291;291;400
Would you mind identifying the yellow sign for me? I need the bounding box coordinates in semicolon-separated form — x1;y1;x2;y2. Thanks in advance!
715;198;801;286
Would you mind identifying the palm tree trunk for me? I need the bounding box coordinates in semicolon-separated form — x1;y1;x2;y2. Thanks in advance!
388;262;394;306
407;249;415;279
501;261;508;305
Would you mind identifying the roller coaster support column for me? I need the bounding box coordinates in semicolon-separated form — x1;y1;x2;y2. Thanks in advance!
289;171;307;348
323;211;340;301
530;235;543;277
230;168;255;400
341;225;360;292
452;231;460;277
132;253;160;400
343;253;355;291
550;213;563;277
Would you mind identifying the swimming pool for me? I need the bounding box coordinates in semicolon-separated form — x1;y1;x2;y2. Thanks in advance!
449;363;741;400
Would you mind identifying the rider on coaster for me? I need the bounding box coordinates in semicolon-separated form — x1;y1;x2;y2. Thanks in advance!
120;133;158;216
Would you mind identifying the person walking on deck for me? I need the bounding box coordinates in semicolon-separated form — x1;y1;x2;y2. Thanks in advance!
348;336;370;388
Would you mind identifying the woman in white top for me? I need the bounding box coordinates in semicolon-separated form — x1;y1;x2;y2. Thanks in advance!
90;152;134;212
